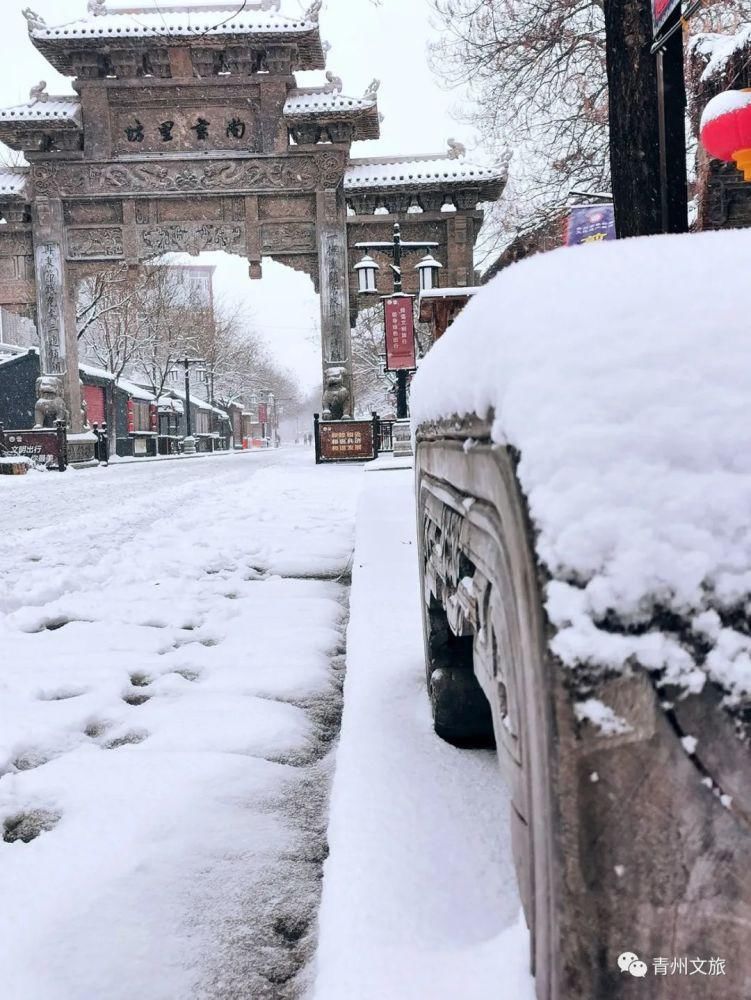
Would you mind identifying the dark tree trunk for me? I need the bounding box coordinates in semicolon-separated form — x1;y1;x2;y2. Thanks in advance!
604;1;688;237
660;14;690;234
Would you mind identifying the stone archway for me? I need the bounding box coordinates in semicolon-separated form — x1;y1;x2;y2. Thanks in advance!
0;0;505;457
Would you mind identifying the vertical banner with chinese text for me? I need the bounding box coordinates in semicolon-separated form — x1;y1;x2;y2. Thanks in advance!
383;295;417;371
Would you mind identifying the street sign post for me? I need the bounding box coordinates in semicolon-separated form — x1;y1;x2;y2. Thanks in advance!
0;422;67;471
314;414;379;464
652;0;681;36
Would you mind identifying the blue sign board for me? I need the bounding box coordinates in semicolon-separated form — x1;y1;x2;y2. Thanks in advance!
565;205;616;247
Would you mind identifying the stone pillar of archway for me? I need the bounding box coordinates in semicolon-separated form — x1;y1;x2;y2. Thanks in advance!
317;188;354;419
31;198;83;434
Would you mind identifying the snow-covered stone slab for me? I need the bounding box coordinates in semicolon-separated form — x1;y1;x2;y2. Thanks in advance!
411;228;751;704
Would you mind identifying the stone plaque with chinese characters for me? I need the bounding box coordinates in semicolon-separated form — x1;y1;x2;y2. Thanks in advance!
116;107;263;155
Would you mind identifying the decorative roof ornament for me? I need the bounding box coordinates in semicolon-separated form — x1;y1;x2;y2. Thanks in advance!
87;0;107;15
305;0;323;23
447;138;466;160
28;81;49;105
21;8;46;31
260;0;281;10
364;79;380;100
325;71;343;94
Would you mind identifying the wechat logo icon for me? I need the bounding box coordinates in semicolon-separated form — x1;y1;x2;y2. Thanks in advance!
618;952;648;978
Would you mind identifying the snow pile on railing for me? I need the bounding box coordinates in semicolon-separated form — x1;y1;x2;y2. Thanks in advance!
411;229;751;704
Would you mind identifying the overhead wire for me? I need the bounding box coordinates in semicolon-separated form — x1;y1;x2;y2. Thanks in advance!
123;0;251;43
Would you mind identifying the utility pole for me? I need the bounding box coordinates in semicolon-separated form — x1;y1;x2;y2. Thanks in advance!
183;357;193;439
604;0;688;237
181;356;205;455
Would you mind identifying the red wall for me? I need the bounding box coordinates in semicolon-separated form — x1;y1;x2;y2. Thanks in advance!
83;385;106;426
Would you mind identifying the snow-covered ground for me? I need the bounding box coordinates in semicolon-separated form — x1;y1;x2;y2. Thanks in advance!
1;450;530;999
315;466;534;1000
0;450;360;1000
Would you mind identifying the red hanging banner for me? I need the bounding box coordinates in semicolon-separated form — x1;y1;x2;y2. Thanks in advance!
652;0;680;36
384;296;416;371
258;403;268;424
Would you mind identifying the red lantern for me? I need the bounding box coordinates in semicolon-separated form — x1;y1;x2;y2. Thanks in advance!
700;89;751;181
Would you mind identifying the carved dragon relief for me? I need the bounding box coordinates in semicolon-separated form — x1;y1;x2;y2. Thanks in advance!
32;154;347;199
67;227;124;260
0;232;34;257
261;223;317;254
139;222;246;258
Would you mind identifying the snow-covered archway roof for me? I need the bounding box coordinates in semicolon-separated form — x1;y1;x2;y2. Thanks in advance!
345;155;506;199
284;90;380;142
0;96;83;152
28;1;325;75
0;168;30;200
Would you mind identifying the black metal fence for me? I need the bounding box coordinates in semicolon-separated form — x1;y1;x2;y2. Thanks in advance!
377;419;395;454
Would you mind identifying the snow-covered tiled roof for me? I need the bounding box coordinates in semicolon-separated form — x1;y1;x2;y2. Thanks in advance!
31;4;325;75
345;156;505;192
80;362;115;382
284;92;376;116
419;287;480;301
29;6;317;42
118;378;156;402
694;25;751;85
164;386;229;417
0;343;31;364
0;169;30;199
0;97;81;128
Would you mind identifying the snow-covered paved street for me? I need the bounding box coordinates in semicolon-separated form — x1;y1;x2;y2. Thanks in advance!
315;465;534;1000
0;450;361;1000
1;450;531;1000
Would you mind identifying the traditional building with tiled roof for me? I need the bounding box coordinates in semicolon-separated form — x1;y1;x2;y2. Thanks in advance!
0;0;506;449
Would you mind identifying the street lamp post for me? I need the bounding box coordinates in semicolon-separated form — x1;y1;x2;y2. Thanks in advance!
354;223;440;420
181;356;206;455
184;357;193;440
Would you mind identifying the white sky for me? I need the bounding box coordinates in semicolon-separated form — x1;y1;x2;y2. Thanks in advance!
0;0;471;391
